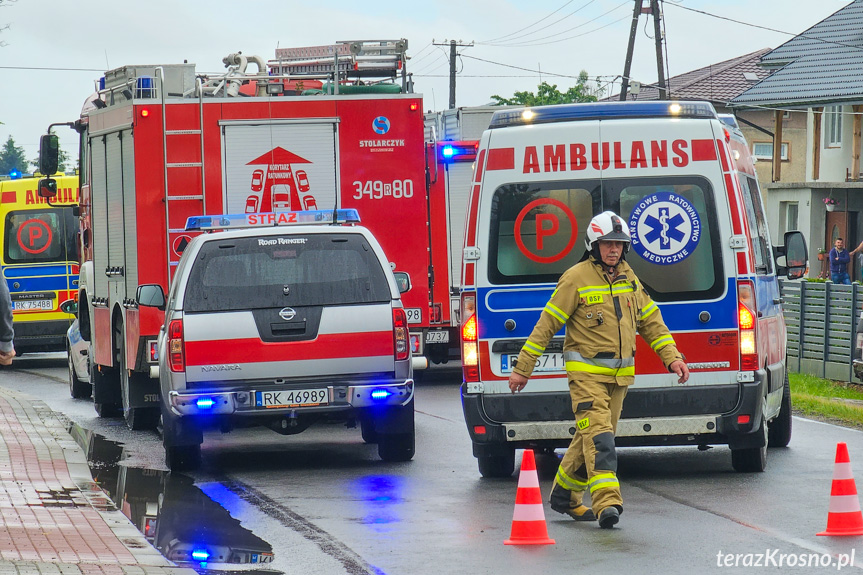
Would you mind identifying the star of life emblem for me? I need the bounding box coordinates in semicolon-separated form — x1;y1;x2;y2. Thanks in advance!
628;191;701;265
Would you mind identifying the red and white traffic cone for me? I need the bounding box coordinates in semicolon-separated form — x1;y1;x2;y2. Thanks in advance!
504;449;555;545
818;442;863;536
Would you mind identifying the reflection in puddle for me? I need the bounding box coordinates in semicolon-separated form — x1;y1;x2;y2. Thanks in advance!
68;423;279;573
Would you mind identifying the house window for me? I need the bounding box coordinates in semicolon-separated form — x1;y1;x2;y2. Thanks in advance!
827;105;843;147
752;141;789;160
780;201;798;234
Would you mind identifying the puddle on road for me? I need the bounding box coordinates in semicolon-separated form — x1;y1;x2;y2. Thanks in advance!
68;423;280;574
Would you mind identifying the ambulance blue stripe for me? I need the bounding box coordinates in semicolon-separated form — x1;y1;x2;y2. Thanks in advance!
5;276;77;292
474;279;737;339
2;265;74;278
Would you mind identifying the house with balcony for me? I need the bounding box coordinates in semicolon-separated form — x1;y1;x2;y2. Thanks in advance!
730;0;863;279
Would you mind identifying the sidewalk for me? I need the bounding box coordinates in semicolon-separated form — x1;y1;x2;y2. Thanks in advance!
0;386;195;575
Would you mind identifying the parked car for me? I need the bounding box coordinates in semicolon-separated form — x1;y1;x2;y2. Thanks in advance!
137;209;417;471
61;300;91;399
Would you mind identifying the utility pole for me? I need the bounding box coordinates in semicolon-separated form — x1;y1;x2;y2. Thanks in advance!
434;40;473;109
619;0;667;101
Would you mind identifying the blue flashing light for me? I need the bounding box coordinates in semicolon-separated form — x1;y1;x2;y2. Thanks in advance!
196;397;215;410
185;209;361;231
370;389;392;401
191;548;210;562
488;101;717;129
8;169;21;179
438;141;478;164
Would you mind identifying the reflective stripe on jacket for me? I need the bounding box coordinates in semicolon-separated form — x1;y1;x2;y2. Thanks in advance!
513;256;683;385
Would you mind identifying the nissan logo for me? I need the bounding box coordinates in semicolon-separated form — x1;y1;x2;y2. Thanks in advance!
279;307;297;321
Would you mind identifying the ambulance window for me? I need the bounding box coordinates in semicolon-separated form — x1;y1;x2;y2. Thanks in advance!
184;234;391;312
488;182;594;284
3;208;77;265
612;176;723;302
737;174;773;274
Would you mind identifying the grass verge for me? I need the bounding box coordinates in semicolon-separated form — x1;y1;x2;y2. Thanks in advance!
790;372;863;430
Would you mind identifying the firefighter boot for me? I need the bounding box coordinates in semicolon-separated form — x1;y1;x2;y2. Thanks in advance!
598;505;622;529
549;483;596;521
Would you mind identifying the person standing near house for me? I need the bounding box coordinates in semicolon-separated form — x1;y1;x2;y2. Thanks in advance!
830;238;852;284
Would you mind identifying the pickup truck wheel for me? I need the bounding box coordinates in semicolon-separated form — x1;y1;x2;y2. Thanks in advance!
360;419;378;444
767;373;792;448
731;420;768;472
165;444;201;472
161;404;202;471
477;451;516;478
378;432;414;461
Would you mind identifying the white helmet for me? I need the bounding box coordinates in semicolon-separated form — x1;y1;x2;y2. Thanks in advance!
585;211;631;253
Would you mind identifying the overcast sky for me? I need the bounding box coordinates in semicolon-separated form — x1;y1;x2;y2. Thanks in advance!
0;0;850;167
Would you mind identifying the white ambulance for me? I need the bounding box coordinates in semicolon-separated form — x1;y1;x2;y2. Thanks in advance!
459;101;808;477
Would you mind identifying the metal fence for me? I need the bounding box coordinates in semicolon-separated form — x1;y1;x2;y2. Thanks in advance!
779;279;862;383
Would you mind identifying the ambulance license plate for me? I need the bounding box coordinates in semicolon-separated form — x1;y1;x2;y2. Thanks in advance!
255;389;328;408
501;353;565;373
13;300;52;311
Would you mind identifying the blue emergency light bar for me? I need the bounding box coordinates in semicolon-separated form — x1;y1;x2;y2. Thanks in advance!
185;209;361;231
489;101;717;129
439;141;478;163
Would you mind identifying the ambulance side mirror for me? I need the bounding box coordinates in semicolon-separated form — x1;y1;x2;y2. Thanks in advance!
39;134;60;176
136;284;166;310
775;231;808;280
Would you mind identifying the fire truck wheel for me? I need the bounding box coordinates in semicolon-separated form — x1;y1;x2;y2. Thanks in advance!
767;373;792;448
730;419;768;473
90;363;120;418
477;451;516;478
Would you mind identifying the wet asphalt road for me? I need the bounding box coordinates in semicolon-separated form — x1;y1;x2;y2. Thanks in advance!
4;353;863;574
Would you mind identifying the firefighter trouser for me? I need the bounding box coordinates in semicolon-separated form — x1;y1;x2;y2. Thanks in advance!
554;378;628;515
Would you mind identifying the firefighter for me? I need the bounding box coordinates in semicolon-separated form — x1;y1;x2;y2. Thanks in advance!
508;211;689;529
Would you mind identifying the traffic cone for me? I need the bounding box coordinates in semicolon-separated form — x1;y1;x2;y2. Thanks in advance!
504;449;555;545
818;442;863;536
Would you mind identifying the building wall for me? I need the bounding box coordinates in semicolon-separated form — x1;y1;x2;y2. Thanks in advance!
738;109;807;188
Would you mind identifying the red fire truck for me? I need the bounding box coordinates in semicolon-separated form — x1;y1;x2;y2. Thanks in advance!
43;41;468;428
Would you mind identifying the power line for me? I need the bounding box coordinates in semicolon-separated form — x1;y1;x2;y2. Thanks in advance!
481;0;601;45
0;65;103;72
666;3;863;53
481;1;631;47
481;0;576;43
460;54;584;79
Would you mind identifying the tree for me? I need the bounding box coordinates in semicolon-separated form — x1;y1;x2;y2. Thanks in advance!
0;135;27;176
490;71;604;106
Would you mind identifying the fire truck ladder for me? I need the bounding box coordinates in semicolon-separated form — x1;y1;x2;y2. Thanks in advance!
158;70;206;278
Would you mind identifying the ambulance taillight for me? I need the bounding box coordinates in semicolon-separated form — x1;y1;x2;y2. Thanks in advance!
168;319;185;372
737;281;758;370
461;293;479;382
393;309;409;361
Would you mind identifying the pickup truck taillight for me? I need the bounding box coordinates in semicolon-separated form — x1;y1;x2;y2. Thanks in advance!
461;292;479;382
168;319;185;372
737;280;758;371
393;308;409;361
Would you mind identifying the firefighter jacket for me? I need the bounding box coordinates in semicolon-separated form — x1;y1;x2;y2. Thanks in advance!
513;256;683;386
